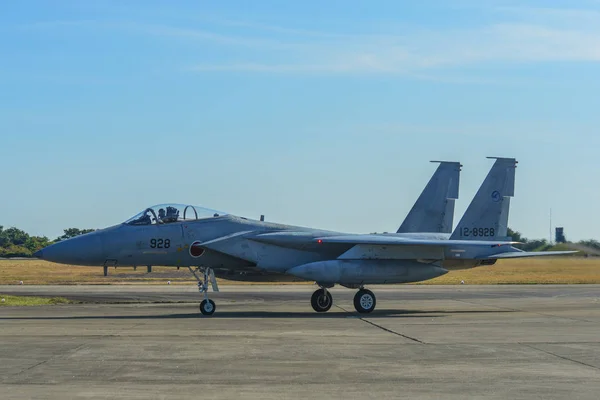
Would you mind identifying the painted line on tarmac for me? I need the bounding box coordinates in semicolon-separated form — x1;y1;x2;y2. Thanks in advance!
335;305;425;344
522;344;600;371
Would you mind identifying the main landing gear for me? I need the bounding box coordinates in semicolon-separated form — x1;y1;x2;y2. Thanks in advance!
311;287;333;312
310;286;377;314
188;266;219;316
353;288;376;314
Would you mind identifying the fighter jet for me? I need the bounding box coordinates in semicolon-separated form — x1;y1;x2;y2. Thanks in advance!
35;157;576;316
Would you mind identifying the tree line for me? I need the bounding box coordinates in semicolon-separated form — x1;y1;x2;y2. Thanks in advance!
0;226;95;258
507;228;600;253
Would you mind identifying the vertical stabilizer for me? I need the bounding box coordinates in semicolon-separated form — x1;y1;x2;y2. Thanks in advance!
450;157;517;240
398;161;461;234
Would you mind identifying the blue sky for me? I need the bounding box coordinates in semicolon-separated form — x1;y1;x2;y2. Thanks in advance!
1;0;599;241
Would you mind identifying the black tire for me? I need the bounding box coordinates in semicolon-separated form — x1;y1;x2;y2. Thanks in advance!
200;299;216;316
353;289;376;314
310;289;333;312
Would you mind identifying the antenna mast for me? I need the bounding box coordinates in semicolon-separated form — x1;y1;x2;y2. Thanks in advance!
549;208;552;245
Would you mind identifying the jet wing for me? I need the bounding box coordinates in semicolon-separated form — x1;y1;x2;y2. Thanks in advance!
315;235;519;247
487;251;578;259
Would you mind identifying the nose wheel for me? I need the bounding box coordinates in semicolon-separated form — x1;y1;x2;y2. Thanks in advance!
311;288;333;312
353;288;376;313
188;266;219;316
200;299;216;316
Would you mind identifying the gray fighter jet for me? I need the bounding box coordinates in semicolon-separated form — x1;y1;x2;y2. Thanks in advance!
35;157;575;316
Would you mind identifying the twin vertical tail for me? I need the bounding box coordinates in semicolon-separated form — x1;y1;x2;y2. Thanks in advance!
450;157;517;241
397;161;461;234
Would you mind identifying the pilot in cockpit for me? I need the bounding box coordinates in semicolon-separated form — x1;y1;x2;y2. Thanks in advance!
160;206;179;223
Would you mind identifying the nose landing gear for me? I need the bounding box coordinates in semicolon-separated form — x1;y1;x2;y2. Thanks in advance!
200;298;216;315
188;266;219;316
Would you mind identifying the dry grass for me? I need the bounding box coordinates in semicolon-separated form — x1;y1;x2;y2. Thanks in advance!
1;257;599;285
422;257;600;285
0;260;209;285
0;294;71;306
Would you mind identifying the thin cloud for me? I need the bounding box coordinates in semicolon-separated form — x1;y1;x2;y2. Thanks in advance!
129;23;277;47
18;19;287;49
191;16;354;39
18;20;99;30
496;5;600;24
182;5;600;74
15;6;600;76
189;63;343;73
187;22;600;75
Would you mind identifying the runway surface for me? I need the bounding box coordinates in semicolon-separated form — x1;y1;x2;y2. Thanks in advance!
1;284;600;399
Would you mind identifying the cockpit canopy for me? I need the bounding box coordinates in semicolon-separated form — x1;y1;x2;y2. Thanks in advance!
125;204;228;226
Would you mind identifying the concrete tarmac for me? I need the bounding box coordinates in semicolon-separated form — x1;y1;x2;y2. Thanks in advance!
1;284;600;399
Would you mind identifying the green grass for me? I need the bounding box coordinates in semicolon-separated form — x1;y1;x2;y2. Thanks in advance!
0;294;72;306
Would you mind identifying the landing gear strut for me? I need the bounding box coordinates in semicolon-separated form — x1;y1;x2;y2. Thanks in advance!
353;288;376;314
188;266;219;316
311;287;333;312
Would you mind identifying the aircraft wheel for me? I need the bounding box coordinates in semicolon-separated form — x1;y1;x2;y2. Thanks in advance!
200;299;216;316
310;289;333;312
354;289;376;314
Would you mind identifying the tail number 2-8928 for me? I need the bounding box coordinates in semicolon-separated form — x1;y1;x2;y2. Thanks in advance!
150;239;171;249
461;228;495;237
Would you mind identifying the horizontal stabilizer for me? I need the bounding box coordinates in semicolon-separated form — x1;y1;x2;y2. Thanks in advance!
487;251;578;259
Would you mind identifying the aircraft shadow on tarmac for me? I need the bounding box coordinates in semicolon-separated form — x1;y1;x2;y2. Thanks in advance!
0;309;516;320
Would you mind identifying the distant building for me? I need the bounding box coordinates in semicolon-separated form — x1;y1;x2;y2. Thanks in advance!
555;227;566;243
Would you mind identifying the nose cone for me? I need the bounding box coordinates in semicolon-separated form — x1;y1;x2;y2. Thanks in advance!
40;231;105;266
33;250;43;259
